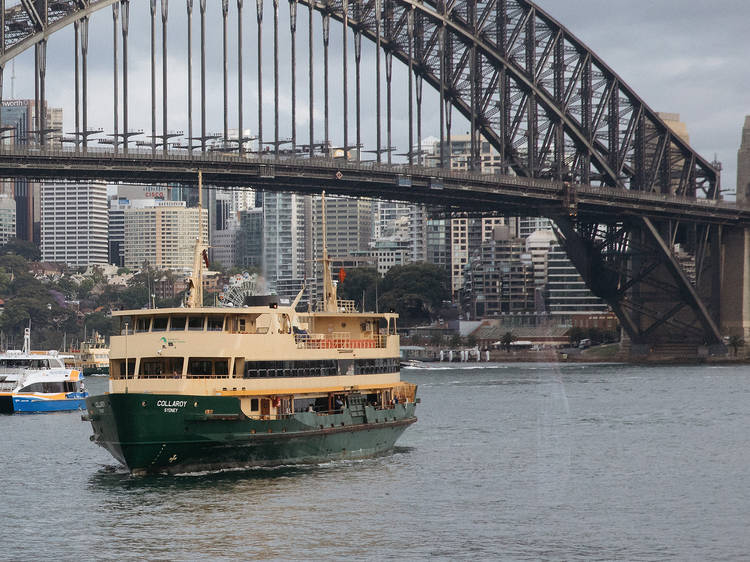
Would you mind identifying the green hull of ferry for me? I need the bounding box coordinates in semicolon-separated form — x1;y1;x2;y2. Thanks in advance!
86;393;416;475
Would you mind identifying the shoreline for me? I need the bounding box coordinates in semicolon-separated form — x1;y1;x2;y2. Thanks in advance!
403;345;750;366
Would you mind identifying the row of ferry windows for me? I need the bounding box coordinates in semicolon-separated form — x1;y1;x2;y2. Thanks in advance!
115;358;399;379
243;358;400;378
133;316;224;333
127;316;394;333
17;381;80;393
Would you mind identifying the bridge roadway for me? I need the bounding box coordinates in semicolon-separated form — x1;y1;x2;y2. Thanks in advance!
1;146;747;225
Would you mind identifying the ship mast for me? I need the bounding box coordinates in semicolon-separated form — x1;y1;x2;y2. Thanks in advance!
186;170;206;308
321;191;338;312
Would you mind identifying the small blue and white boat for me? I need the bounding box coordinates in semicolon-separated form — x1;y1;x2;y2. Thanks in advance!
0;328;88;414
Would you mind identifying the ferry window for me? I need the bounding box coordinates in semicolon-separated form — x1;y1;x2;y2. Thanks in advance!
188;316;204;331
187;359;213;376
214;360;228;376
250;398;259;411
170;316;186;331
238;319;246;332
116;359;136;378
135;318;150;333
167;358;184;377
152;317;168;332
294;398;316;412
207;317;224;331
140;359;164;377
19;383;42;393
20;382;66;393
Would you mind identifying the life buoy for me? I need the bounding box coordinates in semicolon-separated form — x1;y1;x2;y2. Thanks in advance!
273;396;281;408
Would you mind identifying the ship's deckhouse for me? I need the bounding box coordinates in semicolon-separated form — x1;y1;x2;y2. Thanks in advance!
107;306;407;410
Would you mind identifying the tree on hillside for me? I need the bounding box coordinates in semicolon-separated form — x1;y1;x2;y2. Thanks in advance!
337;267;380;311
84;311;119;339
379;263;450;325
0;239;41;261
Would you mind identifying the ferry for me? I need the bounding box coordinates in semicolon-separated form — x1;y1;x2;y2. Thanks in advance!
0;328;88;414
85;181;418;475
76;332;110;376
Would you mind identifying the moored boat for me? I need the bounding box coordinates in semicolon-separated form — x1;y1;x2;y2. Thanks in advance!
85;181;418;474
0;328;88;414
76;332;110;376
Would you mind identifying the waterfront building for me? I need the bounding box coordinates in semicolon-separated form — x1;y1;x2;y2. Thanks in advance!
449;217;515;294
546;243;609;315
123;201;208;271
525;229;557;287
425;135;516;293
41;181;108;266
460;227;535;319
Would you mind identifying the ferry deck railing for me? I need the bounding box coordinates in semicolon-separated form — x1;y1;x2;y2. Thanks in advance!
294;333;388;349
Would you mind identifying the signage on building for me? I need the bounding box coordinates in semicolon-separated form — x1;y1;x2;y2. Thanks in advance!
1;100;31;107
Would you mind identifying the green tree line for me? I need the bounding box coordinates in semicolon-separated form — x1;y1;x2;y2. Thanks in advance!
337;263;450;326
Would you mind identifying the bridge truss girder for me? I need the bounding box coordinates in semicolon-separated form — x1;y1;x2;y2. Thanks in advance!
300;0;719;198
554;215;723;347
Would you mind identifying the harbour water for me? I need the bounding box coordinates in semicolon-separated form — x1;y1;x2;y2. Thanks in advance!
3;362;750;560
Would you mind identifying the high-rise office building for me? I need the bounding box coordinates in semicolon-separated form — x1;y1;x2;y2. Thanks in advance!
41;181;108;266
262;192;306;292
123;202;208;271
0;194;16;246
1;100;63;243
313;196;373;260
237;208;264;270
108;185;169;266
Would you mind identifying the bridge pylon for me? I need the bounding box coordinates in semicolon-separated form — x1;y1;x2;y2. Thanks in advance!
721;117;750;346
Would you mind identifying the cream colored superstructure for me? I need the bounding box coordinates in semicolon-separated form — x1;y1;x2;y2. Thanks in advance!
107;300;411;418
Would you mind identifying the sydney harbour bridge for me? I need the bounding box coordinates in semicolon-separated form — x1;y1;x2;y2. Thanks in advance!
0;0;747;354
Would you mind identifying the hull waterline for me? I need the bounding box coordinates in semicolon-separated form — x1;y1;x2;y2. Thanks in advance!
87;393;416;474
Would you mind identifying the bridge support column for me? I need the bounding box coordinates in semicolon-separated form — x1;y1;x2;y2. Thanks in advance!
722;117;750;344
720;227;750;342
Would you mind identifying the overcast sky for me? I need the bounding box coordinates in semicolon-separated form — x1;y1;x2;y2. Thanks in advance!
9;0;749;193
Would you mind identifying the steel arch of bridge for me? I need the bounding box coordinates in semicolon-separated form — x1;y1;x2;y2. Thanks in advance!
0;0;731;350
0;0;720;198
